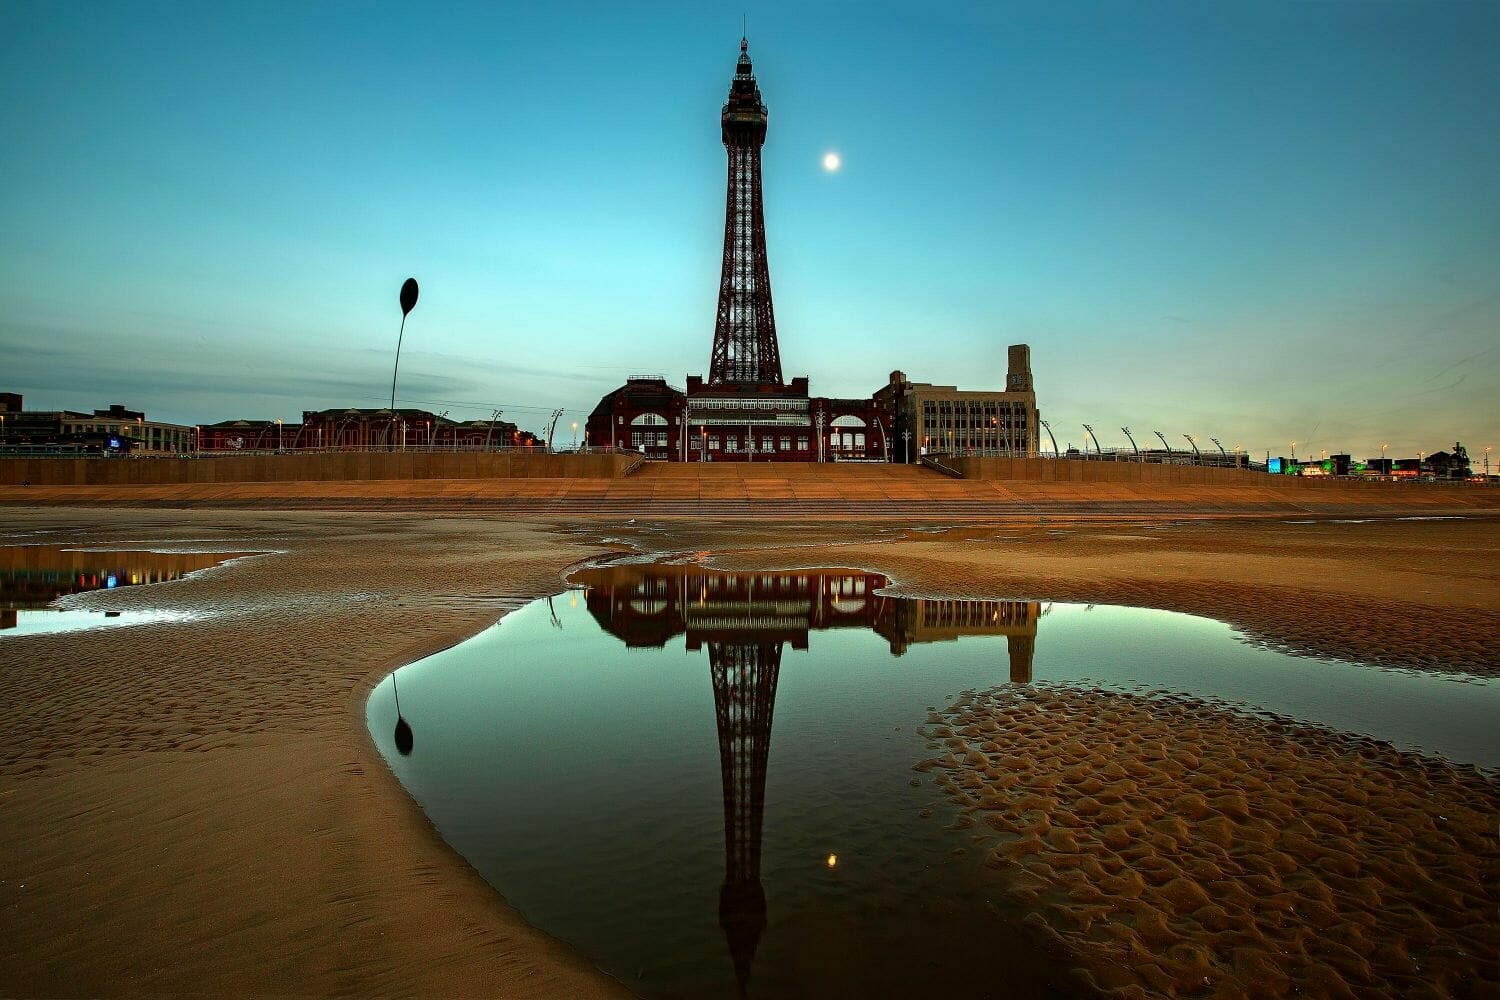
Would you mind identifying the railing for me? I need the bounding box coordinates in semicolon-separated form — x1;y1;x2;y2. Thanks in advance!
931;446;1264;472
920;454;963;478
0;444;641;460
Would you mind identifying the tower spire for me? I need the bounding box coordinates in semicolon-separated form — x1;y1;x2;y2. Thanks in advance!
709;37;783;386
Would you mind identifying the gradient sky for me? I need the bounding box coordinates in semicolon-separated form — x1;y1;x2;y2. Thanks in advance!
2;1;1496;460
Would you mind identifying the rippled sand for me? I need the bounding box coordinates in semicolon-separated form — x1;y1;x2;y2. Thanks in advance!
919;685;1499;999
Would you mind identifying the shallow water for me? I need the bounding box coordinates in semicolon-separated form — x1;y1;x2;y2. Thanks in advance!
0;545;229;635
367;565;1496;998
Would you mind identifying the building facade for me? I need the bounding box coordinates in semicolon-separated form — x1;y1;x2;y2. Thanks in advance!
877;345;1040;460
0;400;192;456
196;409;535;452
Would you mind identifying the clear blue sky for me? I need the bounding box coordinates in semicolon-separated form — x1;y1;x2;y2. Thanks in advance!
2;0;1496;460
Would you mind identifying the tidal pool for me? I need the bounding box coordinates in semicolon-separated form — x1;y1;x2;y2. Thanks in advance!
0;545;231;635
367;565;1496;998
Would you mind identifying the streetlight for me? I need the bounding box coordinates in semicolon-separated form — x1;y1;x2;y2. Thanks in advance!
1039;419;1060;458
1210;437;1227;461
1485;445;1492;477
1290;441;1297;461
1381;442;1388;475
1153;431;1174;458
276;418;283;452
390;278;419;411
1082;423;1095;458
484;409;504;451
902;429;912;464
1183;434;1201;464
1121;426;1140;460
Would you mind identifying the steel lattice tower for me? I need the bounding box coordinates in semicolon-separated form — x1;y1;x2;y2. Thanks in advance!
710;638;782;991
709;39;783;387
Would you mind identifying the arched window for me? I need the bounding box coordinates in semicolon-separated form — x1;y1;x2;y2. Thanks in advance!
630;413;667;426
830;415;866;428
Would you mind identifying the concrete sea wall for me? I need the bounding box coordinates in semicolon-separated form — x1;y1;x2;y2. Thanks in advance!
0;451;636;486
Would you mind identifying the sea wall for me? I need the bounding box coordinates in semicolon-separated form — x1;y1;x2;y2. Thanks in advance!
952;456;1360;489
0;451;636;485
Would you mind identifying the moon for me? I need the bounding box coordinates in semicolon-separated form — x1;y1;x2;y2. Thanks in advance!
822;151;841;172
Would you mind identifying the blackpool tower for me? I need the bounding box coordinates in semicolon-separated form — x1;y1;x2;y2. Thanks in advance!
709;38;783;387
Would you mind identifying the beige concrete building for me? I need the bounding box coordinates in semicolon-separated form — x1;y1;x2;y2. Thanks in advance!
876;344;1040;460
59;405;194;455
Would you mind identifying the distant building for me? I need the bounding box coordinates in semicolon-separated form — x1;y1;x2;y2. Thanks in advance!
290;408;534;451
59;405;192;455
0;401;190;456
199;419;300;452
876;345;1040;461
586;377;687;459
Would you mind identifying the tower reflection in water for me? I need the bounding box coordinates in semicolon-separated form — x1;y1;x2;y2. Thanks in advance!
573;565;1040;992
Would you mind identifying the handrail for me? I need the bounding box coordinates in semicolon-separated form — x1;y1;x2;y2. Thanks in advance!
920;454;963;478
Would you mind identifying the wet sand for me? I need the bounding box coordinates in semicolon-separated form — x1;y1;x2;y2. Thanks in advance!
1;507;1497;997
920;686;1497;998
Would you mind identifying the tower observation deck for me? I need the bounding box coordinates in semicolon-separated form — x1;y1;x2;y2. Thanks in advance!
709;38;783;387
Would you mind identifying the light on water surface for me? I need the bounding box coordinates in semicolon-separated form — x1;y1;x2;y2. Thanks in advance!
367;565;1496;999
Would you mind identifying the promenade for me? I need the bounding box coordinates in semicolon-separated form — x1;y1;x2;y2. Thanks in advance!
2;460;1495;518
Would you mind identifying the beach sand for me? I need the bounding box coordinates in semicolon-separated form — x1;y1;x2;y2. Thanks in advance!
920;686;1497;998
1;507;1496;997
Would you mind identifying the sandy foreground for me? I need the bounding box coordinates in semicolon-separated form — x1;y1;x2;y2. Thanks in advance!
1;507;1497;998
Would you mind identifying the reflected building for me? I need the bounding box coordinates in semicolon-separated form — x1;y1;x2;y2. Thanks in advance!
579;565;1039;680
0;547;228;628
873;597;1039;683
574;564;1041;990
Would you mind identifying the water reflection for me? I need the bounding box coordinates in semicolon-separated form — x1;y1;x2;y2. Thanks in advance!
581;565;1039;679
576;565;1041;991
0;545;234;634
368;565;1496;999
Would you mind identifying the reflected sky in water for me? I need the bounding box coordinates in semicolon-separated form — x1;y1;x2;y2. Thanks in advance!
367;565;1495;999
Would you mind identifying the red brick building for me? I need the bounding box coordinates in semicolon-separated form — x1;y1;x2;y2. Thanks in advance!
585;377;891;462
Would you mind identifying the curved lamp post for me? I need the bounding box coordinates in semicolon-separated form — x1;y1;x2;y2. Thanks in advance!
1082;423;1096;458
1039;419;1060;457
1153;430;1173;456
1121;426;1140;460
1183;434;1202;464
390;278;419;411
